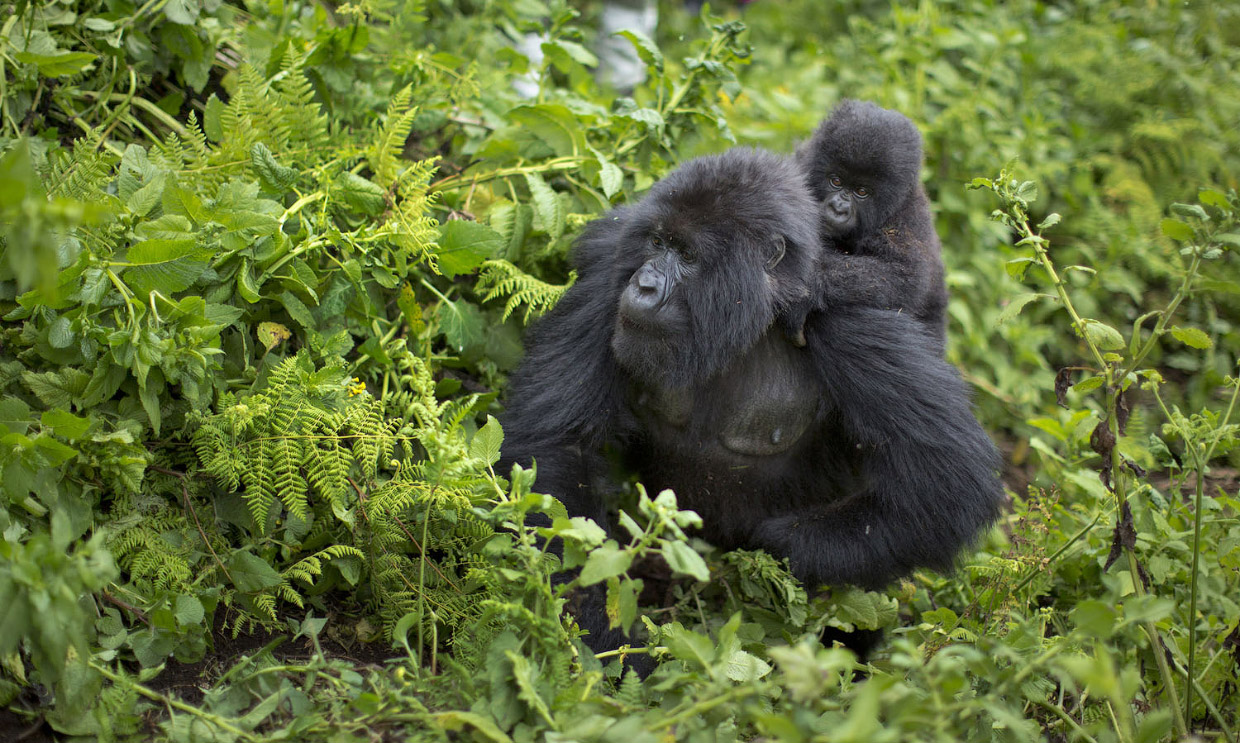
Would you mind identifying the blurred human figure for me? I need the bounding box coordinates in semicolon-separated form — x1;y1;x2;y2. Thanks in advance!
514;0;659;98
594;0;659;92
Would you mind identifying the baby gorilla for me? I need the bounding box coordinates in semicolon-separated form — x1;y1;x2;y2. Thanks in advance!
501;147;1003;666
794;99;949;351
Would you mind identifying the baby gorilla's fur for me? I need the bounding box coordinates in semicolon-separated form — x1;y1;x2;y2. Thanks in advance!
795;99;949;352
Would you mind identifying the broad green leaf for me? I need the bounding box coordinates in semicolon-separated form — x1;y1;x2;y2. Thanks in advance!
279;291;316;331
1169;325;1212;349
619;107;665;133
437;297;485;352
123;239;209;296
1071;600;1117;638
726;650;773;682
162;182;206;223
605;576;639;632
258;322;291;351
42;410;90;440
1160;218;1194;242
203;95;225;142
227;552;282;593
1082;320;1125;350
996;292;1048;326
48;316;74;348
163;0;200;24
592;148;624;199
251;143;298;192
508;104;585;157
22;369;88;408
505;651;555;725
237;259;263;303
547;516;608;548
205;303;245;327
830;588;898;630
1015;180;1038;203
174;595;204;626
1169;202;1208;220
0;398;32;434
579;543;633;586
662;624;714;669
470;416;504;466
126;172;166;217
431;712;514;743
1004;256;1035;279
14;51;97;77
524;172;565;241
541;40;598;73
1198;189;1229;208
140;376;162;434
489;201;533;260
437;220;504;278
1070;375;1105;394
134;214;193;241
661;540;709;582
616;29;663;71
336;172;387;216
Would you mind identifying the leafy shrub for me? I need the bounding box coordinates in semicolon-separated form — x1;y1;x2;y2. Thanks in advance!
1;0;1237;740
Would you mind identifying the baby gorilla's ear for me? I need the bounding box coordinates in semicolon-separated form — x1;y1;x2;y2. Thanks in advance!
765;235;787;271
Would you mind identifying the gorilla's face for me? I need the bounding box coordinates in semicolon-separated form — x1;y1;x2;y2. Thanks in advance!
805;100;924;240
611;227;702;387
817;170;872;239
608;150;818;390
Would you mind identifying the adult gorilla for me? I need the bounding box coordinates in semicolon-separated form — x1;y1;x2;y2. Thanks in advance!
500;148;1004;653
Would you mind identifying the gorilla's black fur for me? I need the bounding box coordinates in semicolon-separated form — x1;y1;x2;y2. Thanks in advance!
796;99;949;351
500;147;1003;659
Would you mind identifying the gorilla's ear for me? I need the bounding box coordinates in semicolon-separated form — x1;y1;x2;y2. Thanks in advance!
765;235;787;271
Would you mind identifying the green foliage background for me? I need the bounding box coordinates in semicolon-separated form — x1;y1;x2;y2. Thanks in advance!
1;0;1238;740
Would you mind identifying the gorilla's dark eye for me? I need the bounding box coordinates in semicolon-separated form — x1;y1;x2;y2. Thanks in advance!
651;235;666;250
854;186;870;199
829;175;843;188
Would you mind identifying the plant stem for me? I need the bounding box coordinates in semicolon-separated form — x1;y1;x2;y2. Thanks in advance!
1183;372;1240;728
651;687;757;731
1007;192;1195;738
1035;699;1100;743
90;662;261;742
1125;549;1188;736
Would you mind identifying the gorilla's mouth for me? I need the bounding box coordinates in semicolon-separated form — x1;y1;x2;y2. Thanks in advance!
616;310;662;334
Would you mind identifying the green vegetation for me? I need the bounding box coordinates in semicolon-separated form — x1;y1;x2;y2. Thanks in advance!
1;0;1237;740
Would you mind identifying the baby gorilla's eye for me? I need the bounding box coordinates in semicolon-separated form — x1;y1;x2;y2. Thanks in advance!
829;175;843;188
854;186;870;199
651;235;666;249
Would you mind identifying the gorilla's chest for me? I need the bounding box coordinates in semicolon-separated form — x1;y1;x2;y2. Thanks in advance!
630;331;823;460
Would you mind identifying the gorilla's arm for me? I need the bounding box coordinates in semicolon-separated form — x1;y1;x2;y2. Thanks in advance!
819;192;943;319
499;217;631;521
755;306;1003;589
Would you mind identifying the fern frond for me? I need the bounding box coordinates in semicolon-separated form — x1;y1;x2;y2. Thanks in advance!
44;136;115;200
306;436;353;511
241;439;278;528
273;437;310;521
475;259;575;322
273;47;329;151
371;85;419;188
388;157;442;270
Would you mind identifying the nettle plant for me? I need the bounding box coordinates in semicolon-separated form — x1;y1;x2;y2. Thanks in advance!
973;170;1240;737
